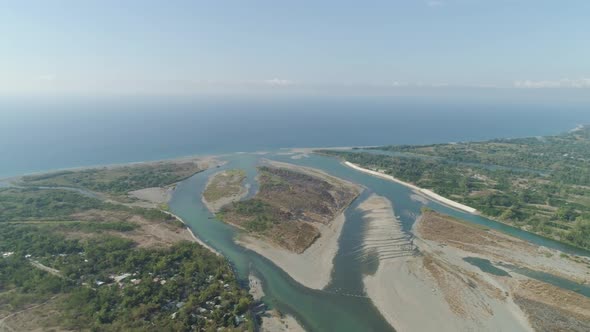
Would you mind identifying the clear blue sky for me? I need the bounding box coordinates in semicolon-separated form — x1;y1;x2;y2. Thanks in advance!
2;0;589;97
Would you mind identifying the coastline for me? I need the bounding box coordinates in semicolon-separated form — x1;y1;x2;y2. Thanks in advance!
236;212;346;290
343;161;477;214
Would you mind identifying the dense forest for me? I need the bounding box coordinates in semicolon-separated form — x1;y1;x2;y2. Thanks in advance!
0;187;254;331
318;126;590;250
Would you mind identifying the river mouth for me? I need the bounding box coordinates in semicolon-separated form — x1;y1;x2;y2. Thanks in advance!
168;151;590;331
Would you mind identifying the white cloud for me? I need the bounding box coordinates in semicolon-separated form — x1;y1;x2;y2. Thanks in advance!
514;78;590;88
263;78;295;87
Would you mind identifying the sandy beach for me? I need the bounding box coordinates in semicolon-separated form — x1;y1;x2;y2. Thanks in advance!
344;161;477;214
237;212;346;290
359;195;533;332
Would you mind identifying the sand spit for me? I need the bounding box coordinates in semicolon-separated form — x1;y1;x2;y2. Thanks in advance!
344;161;477;214
237;212;345;290
359;195;532;332
129;186;174;207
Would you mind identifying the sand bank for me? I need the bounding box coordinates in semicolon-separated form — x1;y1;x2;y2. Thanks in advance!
237;212;346;290
359;195;532;332
344;161;477;214
202;170;249;213
261;311;305;332
248;274;306;331
161;210;220;256
129;186;174;206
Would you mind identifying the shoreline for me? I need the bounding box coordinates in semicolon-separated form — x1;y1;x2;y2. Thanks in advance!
160;210;221;256
236;212;346;290
343;161;477;214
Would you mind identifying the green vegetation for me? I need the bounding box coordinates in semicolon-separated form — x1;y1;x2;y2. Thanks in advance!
218;165;358;253
20;161;205;196
0;185;254;331
0;187;171;223
226;199;279;232
318;126;590;250
203;169;247;202
1;224;253;331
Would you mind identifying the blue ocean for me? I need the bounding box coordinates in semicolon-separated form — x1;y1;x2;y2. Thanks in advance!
1;95;589;178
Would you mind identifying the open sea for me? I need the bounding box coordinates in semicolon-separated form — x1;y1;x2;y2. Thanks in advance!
1;95;589;178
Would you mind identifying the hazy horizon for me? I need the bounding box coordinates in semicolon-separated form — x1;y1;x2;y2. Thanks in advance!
2;1;589;100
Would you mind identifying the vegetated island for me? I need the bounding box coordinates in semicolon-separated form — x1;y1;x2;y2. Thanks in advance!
207;160;361;290
358;195;590;332
0;157;255;331
203;169;249;213
318;125;590;251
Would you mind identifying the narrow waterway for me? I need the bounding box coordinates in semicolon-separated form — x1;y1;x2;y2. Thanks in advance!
168;152;590;331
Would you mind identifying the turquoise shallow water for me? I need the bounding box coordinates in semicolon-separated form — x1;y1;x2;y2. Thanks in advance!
168;151;590;331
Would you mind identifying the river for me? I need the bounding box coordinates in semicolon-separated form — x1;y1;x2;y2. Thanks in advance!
168;151;590;331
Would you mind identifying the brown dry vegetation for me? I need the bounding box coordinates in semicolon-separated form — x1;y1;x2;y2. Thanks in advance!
417;209;590;331
514;280;590;332
219;165;360;253
203;169;246;203
418;209;534;255
66;209;191;248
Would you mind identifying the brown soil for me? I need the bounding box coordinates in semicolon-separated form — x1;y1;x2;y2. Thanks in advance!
417;210;533;255
422;254;503;319
513;280;590;332
417;210;590;331
67;209;193;248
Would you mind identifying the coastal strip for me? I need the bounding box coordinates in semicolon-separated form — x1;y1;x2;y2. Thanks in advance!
344;161;477;214
160;210;221;256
